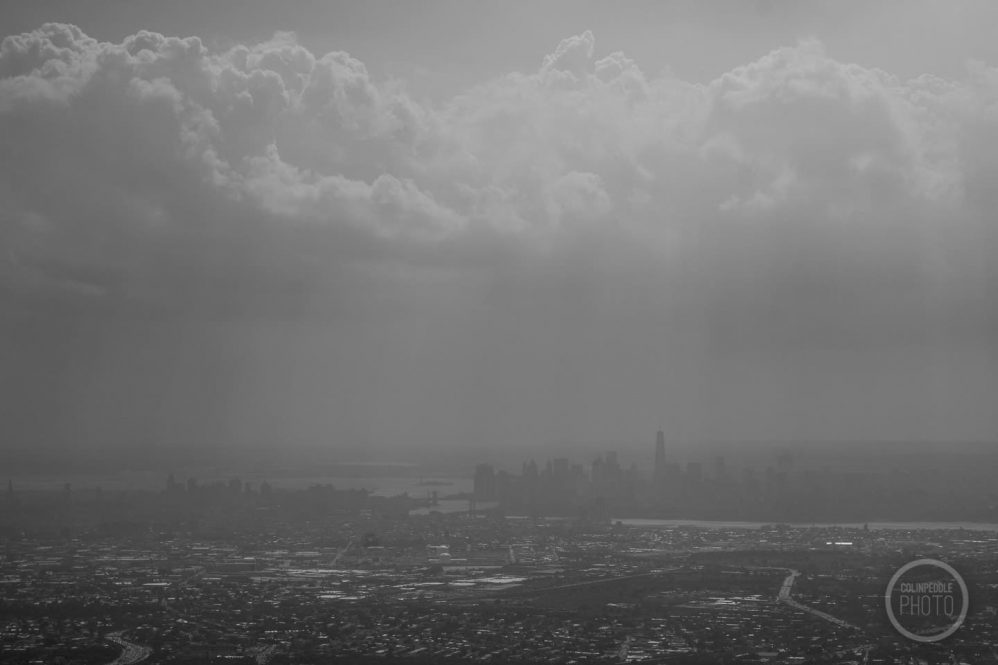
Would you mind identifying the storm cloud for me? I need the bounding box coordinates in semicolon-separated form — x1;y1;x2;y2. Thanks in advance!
1;19;996;451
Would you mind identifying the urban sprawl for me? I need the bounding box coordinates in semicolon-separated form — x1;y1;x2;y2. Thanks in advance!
2;435;998;664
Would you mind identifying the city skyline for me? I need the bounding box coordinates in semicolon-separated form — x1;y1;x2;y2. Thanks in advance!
5;4;998;664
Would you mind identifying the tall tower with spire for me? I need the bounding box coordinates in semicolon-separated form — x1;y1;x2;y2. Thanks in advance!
655;429;666;480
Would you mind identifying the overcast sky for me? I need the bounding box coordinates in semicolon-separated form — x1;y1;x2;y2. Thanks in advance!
1;1;996;454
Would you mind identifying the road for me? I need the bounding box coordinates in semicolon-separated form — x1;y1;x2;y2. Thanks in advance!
106;631;151;665
777;569;859;630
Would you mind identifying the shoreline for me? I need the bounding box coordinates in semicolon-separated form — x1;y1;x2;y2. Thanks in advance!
502;516;998;532
614;518;998;531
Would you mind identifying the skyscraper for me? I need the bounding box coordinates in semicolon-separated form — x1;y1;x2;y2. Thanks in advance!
474;463;496;500
655;429;666;480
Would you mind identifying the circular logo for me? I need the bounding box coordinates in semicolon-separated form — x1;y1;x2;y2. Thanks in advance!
885;558;968;643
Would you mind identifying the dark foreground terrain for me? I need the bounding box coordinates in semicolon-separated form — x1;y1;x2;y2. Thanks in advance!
2;484;998;664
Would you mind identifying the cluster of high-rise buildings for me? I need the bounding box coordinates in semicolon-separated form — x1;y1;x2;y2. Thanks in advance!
473;430;749;520
470;429;933;522
473;430;998;523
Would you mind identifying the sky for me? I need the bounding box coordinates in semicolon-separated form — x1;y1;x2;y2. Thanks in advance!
0;1;996;456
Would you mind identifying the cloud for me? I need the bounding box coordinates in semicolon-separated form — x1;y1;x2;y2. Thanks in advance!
0;24;995;311
542;30;596;79
1;24;997;445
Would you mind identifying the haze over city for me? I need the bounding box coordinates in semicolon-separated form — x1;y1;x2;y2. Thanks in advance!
2;0;997;463
6;4;998;665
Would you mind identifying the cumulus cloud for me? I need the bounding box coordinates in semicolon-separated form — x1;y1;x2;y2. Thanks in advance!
1;22;996;327
2;24;997;445
541;30;596;80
